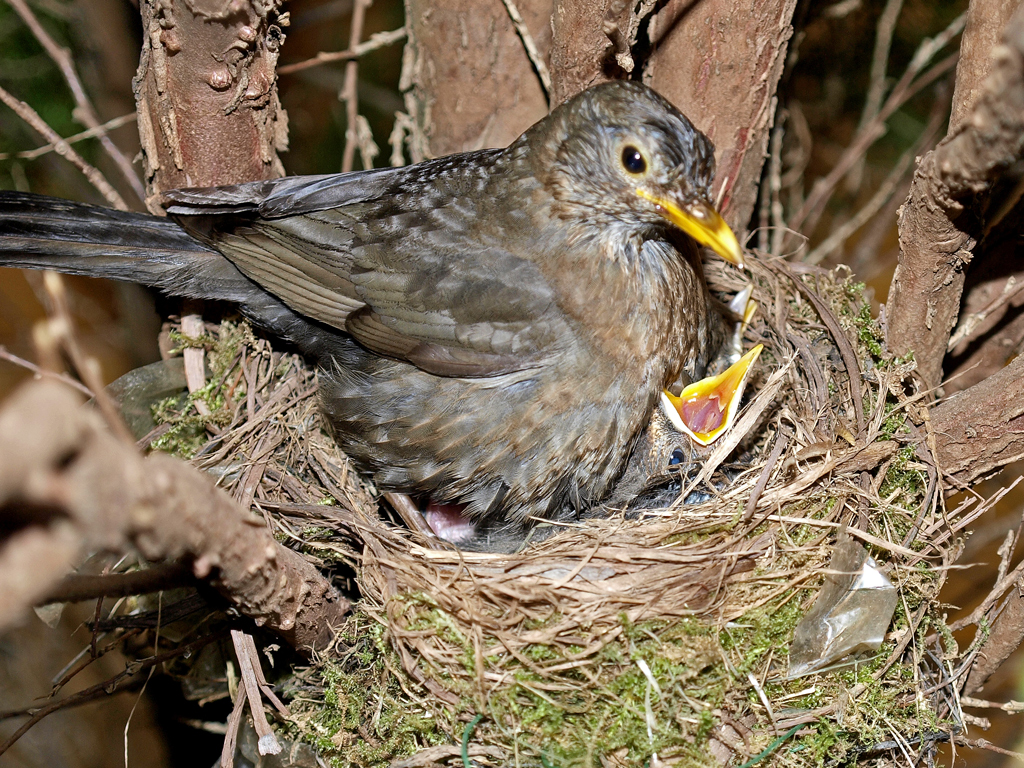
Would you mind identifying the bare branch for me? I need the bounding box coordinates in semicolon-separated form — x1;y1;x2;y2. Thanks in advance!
788;13;965;238
0;381;350;651
134;0;288;202
500;0;552;100
0;112;137;161
277;28;407;75
4;0;145;204
341;0;371;173
40;563;193;604
0;84;128;210
950;0;1023;132
963;574;1024;696
930;352;1024;486
886;6;1024;388
846;0;904;192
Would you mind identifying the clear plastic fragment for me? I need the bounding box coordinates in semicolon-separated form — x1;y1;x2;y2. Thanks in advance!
788;530;898;678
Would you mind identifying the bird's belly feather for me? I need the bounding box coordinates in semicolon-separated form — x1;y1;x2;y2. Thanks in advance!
318;336;666;521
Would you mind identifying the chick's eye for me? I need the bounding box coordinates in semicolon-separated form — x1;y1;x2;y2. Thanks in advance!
621;145;647;175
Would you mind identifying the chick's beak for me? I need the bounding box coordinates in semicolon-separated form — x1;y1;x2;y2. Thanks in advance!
662;344;763;445
636;189;744;268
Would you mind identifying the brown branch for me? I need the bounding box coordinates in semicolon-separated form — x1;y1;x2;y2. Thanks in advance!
0;112;137;161
886;6;1024;389
340;0;370;173
0;344;94;397
276;28;407;75
950;0;1023;133
646;0;798;233
40;563;194;604
930;352;1024;486
963;574;1024;696
0;630;225;757
0;381;350;652
846;0;905;193
133;0;288;204
788;23;964;238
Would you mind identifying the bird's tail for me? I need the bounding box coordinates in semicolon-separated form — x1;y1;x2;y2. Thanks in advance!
0;191;339;357
0;191;258;303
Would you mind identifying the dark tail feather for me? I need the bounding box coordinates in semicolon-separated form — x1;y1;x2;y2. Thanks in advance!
0;191;259;302
0;191;343;360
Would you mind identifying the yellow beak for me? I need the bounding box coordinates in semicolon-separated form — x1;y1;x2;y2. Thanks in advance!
636;189;744;268
662;344;763;445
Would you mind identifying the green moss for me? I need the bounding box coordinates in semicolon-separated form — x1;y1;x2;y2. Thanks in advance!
149;379;233;458
294;618;449;767
852;295;885;361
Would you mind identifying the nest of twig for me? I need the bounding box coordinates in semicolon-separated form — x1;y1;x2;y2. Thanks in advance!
139;252;1003;768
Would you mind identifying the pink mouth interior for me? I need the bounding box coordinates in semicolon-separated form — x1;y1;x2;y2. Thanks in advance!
424;500;477;543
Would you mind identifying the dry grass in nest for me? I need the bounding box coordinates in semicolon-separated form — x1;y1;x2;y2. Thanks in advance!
142;253;1008;767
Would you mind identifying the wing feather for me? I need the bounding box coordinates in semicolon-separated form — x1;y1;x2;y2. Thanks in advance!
167;157;569;378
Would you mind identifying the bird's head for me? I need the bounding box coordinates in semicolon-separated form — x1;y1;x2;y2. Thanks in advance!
527;80;743;267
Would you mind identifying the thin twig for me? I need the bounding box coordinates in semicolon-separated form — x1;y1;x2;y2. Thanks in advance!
0;112;137;161
954;737;1024;761
847;0;905;191
805;78;947;265
789;11;966;236
40;564;194;604
0;84;127;210
341;0;371;173
40;272;135;443
742;430;789;523
948;275;1024;351
0;631;226;756
960;696;1024;713
230;630;283;756
5;0;145;203
278;28;406;75
0;344;93;396
499;0;551;101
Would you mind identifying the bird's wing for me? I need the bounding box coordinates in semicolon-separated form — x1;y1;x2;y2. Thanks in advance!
343;224;566;377
165;162;568;378
162;151;502;217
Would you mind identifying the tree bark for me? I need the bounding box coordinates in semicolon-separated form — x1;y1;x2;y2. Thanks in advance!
930;352;1024;487
646;0;798;233
402;0;551;158
885;3;1024;390
0;382;348;652
134;0;289;207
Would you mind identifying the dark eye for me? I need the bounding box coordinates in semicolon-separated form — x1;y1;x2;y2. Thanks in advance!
621;145;647;174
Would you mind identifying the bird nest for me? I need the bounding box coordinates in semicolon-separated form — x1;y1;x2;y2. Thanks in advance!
143;253;993;767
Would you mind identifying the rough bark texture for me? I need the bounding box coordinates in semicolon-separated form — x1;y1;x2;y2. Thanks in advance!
942;0;1024;395
402;0;551;158
950;0;1022;133
930;352;1024;487
0;382;349;652
964;574;1024;696
134;0;289;207
886;5;1024;390
549;0;621;106
645;0;797;233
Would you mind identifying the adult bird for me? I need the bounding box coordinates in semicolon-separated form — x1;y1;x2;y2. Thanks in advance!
0;80;747;551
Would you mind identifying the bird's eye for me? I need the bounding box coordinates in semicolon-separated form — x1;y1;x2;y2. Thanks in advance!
621;145;647;175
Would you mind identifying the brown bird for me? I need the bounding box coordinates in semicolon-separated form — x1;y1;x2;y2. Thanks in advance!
0;81;744;551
